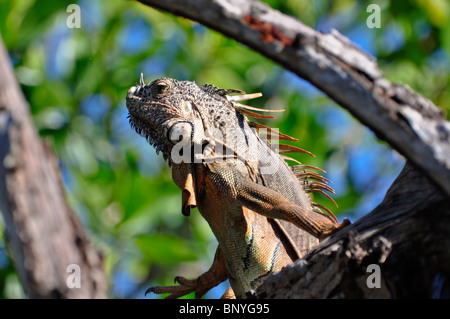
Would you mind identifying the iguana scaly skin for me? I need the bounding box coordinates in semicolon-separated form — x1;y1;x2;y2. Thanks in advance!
126;75;349;299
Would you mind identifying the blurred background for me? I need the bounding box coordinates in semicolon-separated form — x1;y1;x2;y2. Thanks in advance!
0;0;448;298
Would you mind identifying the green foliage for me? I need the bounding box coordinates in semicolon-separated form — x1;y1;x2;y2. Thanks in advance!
0;0;448;298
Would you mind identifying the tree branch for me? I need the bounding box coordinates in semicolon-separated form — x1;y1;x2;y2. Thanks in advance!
137;0;450;198
0;35;108;298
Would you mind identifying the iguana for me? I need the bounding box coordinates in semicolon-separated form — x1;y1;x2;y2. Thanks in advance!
126;74;349;299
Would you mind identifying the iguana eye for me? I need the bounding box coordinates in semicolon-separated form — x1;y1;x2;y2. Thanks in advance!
154;80;170;95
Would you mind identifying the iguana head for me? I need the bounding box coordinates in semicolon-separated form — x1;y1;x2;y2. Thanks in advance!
126;74;257;164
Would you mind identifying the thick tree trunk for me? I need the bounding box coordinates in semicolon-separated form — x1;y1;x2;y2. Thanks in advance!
0;35;108;298
136;0;450;298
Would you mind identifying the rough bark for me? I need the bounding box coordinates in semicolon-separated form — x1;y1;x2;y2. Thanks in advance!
135;0;450;298
0;35;108;298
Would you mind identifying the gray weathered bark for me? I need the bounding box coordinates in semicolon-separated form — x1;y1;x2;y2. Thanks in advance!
0;35;108;298
136;0;450;298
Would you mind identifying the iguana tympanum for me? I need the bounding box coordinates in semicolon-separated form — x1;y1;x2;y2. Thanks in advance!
126;74;349;299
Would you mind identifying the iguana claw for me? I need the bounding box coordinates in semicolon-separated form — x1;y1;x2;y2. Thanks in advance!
145;276;217;299
145;277;199;299
145;246;229;299
319;217;351;241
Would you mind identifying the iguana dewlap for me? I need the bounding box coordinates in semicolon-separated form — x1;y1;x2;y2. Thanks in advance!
126;75;349;299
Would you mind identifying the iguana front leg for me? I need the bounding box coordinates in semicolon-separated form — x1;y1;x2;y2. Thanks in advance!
234;178;350;240
146;245;231;299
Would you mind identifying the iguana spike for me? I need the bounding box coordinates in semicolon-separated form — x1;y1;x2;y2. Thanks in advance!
226;92;262;101
238;108;276;119
233;102;284;113
312;203;339;223
293;170;332;184
291;166;331;182
290;164;326;173
248;122;298;141
280;155;302;165
140;73;144;86
225;89;246;95
304;181;335;194
265;132;298;142
309;189;338;208
278;144;315;157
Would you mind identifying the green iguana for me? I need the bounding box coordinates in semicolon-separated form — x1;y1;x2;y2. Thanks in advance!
126;74;349;299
